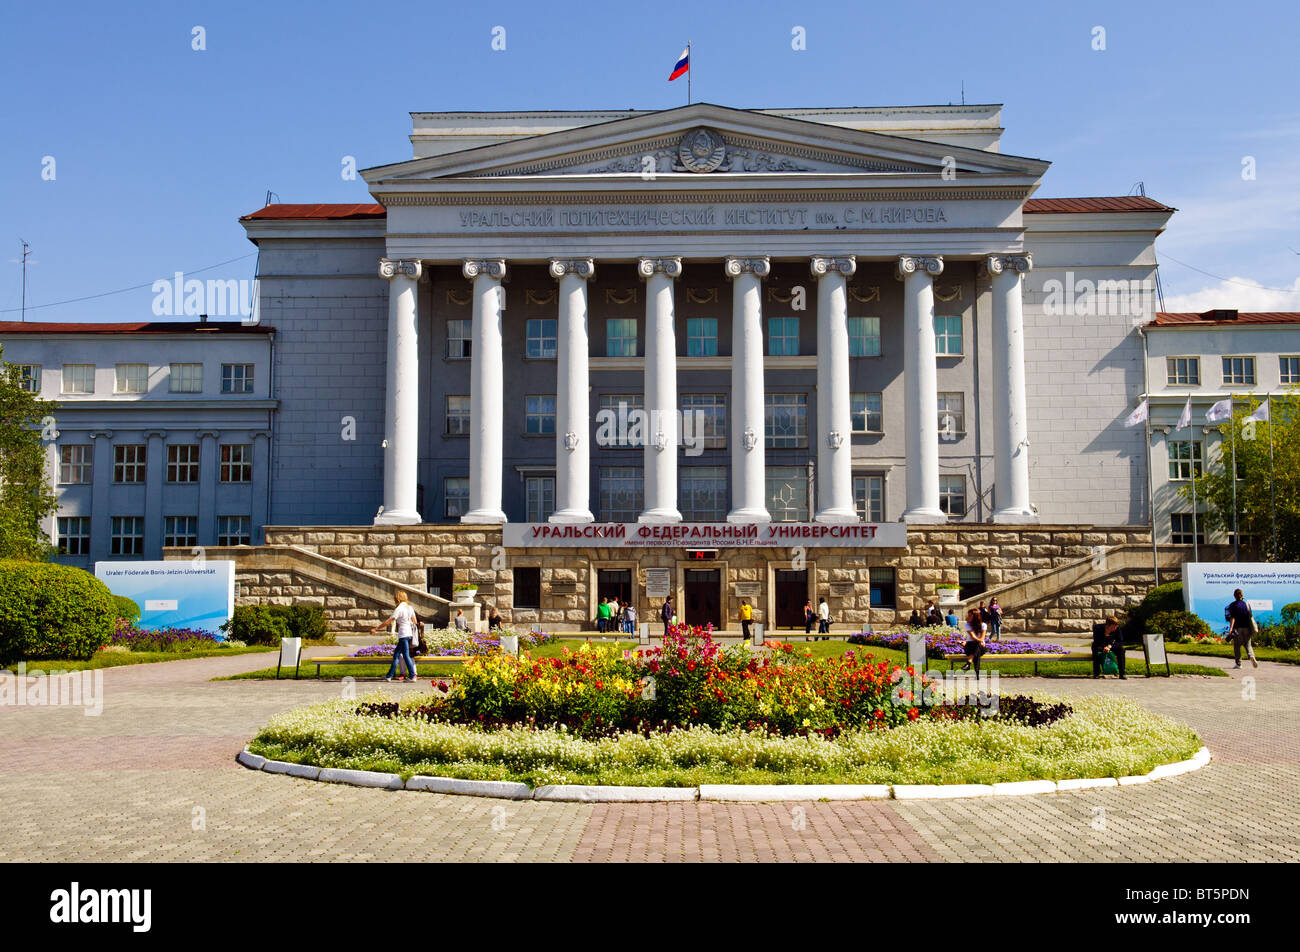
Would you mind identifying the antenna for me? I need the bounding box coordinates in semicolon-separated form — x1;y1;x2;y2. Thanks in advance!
18;239;31;323
264;189;280;207
961;81;965;105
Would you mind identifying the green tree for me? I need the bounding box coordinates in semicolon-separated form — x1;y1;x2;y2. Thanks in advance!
0;345;58;560
1180;390;1300;561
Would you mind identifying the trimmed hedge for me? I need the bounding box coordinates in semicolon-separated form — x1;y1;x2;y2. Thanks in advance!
0;560;116;663
112;594;141;622
221;604;328;645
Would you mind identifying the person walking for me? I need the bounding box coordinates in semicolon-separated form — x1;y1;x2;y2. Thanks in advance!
1226;588;1259;670
596;596;612;634
372;590;419;682
661;597;674;638
1091;615;1126;679
817;597;831;638
988;597;1003;641
961;607;987;676
624;600;637;635
803;600;815;634
739;599;753;640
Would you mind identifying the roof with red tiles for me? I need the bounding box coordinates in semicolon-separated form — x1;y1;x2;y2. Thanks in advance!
1150;311;1300;327
0;321;274;334
240;203;386;221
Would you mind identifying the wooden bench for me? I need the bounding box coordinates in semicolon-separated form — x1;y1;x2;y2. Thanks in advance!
303;654;472;678
940;652;1092;676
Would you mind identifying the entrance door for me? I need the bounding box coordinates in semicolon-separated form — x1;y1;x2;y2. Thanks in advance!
596;569;632;606
426;567;453;600
774;569;808;629
684;569;721;630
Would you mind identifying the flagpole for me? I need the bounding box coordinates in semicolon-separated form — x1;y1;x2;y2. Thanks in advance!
1269;394;1277;561
1191;420;1199;563
1230;408;1239;562
687;41;692;104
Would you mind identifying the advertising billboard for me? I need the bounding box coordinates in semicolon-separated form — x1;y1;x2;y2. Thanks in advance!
1181;562;1300;632
94;561;236;637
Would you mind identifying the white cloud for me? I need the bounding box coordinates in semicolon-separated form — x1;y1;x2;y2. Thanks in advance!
1161;276;1300;313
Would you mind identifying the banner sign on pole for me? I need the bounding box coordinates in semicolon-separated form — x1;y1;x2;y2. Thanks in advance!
95;560;235;637
1181;562;1300;633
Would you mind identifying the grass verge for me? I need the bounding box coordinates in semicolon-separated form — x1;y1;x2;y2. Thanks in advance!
8;646;275;672
1163;642;1300;665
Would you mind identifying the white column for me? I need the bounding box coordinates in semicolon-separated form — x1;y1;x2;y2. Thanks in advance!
724;256;771;523
897;254;946;523
549;258;595;524
637;256;683;523
986;254;1037;523
461;258;508;524
375;258;422;525
811;255;858;523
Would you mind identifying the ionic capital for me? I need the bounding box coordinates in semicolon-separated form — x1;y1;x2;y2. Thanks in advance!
379;258;422;281
462;258;507;281
637;257;683;280
724;256;771;279
981;254;1033;278
895;255;944;280
549;258;596;281
810;255;856;279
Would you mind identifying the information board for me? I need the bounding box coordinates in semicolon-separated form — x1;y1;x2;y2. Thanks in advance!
95;560;235;637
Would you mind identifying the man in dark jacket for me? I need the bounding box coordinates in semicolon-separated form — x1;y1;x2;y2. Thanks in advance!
661;597;674;638
1092;615;1126;679
1226;588;1258;669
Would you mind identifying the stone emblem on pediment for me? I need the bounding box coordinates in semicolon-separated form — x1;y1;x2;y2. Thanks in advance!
572;127;815;175
677;126;728;172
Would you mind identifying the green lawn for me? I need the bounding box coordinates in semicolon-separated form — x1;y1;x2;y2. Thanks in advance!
7;645;275;673
1164;642;1300;665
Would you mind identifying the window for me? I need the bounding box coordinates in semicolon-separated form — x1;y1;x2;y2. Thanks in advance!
447;319;471;359
220;444;252;483
525;476;555;522
1168;440;1203;481
869;567;897;609
217;515;251;546
848;317;881;357
765;393;808;448
444;477;469;519
766;465;809;522
221;363;255;394
62;364;95;394
513;567;542;610
939;475;967;517
445;395;471;436
57;517;90;556
59;445;93;484
1221;356;1256;386
113;444;147;483
686;318;718;356
11;364;40;393
938;393;966;437
110;516;145;556
525;318;557;359
958;566;986;602
767;317;799;356
164;516;198;548
1280;356;1300;385
525;395;556;435
853;474;884;522
1170;513;1203;545
168;363;202;393
851;393;883;433
606;318;638;357
115;363;148;394
934;315;963;356
680;393;726;449
167;444;200;483
679;466;727;521
599;467;644;521
596;394;644;448
1166;356;1200;386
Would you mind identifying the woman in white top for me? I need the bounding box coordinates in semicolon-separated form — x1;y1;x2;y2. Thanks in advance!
962;608;987;675
372;590;419;682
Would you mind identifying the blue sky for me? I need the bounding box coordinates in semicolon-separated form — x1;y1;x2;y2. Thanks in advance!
2;0;1297;322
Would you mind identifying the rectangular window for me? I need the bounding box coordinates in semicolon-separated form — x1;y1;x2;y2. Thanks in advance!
853;474;884;522
62;364;95;395
1221;356;1256;386
597;394;644;448
606;318;638;357
848;317;881;358
110;516;145;556
686;318;718;357
164;516;198;548
869;566;897;609
1280;356;1300;385
599;467;644;521
1168;440;1203;481
115;363;148;394
958;566;987;602
766;465;810;522
934;315;963;356
679;466;727;521
169;363;203;393
113;444;147;483
765;393;808;448
525;395;556;435
680;393;726;449
937;392;966;436
447;319;471;359
445;395;471;436
444;477;469;520
59;444;93;484
221;363;255;394
217;515;251;546
513;567;542;610
939;475;966;517
525;318;557;359
525;476;555;522
851;392;883;433
57;517;90;556
1170;513;1204;545
167;444;200;483
1166;356;1201;386
12;364;41;393
767;317;799;356
220;444;253;483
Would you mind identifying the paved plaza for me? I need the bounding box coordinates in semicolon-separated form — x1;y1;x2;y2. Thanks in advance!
1;648;1297;863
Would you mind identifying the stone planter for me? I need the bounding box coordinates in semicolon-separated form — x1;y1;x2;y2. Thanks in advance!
453;587;478;603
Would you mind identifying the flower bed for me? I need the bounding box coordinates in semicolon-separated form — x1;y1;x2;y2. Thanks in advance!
349;628;556;658
848;627;1070;658
108;619;226;652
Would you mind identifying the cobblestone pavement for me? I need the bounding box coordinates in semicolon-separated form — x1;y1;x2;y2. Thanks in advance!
1;648;1296;862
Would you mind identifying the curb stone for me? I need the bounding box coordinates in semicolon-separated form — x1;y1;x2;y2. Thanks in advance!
317;767;406;790
261;759;320;780
1057;777;1119;791
892;784;997;800
991;780;1058;796
405;776;532;799
236;750;267;771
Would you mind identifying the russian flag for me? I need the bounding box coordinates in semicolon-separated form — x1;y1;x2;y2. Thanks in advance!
669;46;689;81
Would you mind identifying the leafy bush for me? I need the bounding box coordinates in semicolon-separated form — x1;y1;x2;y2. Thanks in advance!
219;604;329;645
0;560;115;663
1127;582;1184;637
1255;624;1300;650
112;595;141;622
1148;610;1212;641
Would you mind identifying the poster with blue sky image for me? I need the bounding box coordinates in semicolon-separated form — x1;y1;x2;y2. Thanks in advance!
1182;563;1300;632
94;561;235;637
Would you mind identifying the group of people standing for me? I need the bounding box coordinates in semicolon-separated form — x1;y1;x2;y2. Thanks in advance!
596;595;637;634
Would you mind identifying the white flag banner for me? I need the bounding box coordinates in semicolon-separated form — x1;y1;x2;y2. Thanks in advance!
1246;399;1270;423
1205;398;1233;423
1124;399;1149;427
1177;396;1192;430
